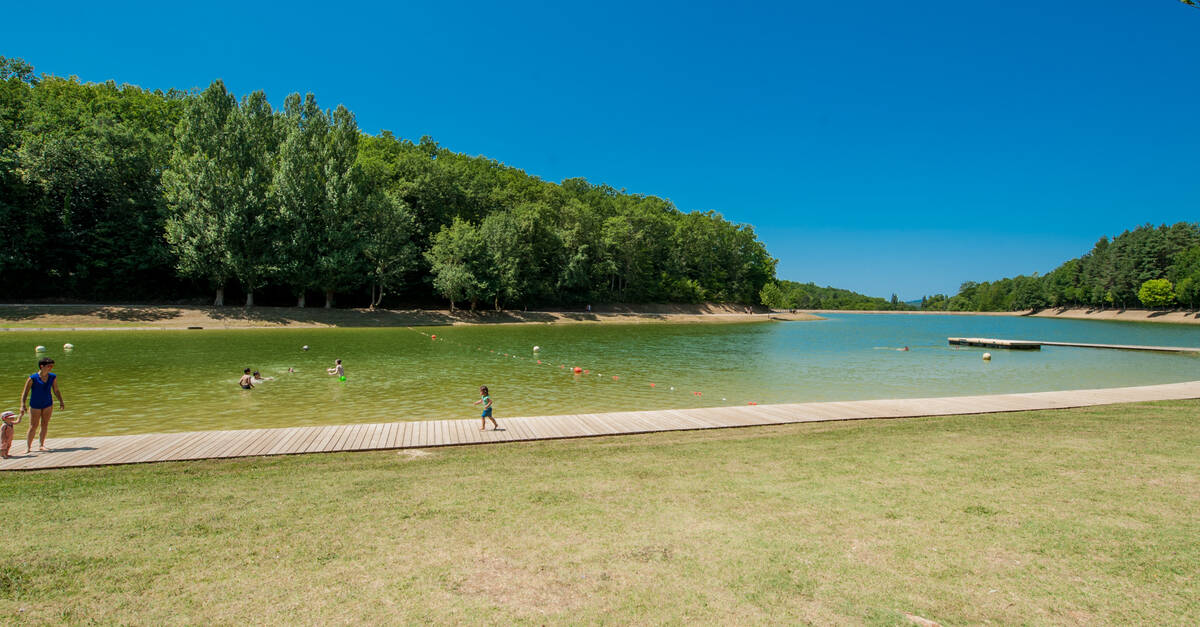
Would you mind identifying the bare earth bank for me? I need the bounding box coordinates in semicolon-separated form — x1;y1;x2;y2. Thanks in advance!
0;303;820;330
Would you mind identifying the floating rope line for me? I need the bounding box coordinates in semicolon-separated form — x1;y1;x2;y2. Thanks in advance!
403;327;760;406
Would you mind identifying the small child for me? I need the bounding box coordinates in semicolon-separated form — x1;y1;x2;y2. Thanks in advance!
1;410;20;458
327;359;344;377
473;385;498;430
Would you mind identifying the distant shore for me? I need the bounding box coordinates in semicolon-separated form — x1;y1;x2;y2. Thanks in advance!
799;307;1200;325
0;303;820;330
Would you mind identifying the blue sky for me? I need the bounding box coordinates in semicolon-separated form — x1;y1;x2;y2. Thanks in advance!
4;1;1198;299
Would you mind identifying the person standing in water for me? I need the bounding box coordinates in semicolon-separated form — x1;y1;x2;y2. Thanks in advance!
239;368;255;390
327;359;344;378
473;385;498;430
20;357;64;453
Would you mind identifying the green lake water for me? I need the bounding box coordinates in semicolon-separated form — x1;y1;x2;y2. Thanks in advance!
2;313;1198;437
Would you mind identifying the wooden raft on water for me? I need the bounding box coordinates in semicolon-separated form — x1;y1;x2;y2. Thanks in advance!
948;337;1200;353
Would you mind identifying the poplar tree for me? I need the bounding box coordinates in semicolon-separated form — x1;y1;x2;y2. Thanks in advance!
163;80;238;305
272;93;328;307
225;90;280;307
312;105;367;308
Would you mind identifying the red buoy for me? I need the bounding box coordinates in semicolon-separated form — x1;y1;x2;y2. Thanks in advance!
650;383;656;387
612;375;619;380
573;366;583;373
431;334;437;339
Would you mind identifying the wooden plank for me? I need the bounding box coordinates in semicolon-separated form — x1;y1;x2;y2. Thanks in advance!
156;430;226;462
301;426;336;453
82;433;157;467
499;417;529;441
18;436;109;469
246;428;290;457
266;427;312;456
291;426;326;455
168;427;235;461
317;425;344;452
328;424;356;452
382;422;400;448
450;418;467;445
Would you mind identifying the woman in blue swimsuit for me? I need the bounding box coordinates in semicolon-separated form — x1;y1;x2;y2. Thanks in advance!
19;357;64;453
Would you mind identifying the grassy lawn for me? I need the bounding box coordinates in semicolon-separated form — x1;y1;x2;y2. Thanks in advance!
1;401;1197;625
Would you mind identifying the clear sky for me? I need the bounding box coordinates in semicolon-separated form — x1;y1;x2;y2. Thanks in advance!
4;1;1198;299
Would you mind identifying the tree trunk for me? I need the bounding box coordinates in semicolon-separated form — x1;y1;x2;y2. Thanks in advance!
324;289;334;309
494;295;500;311
245;291;254;308
214;287;225;307
297;292;306;308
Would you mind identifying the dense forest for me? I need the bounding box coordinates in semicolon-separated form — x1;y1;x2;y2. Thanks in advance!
920;223;1200;311
759;280;913;311
0;58;776;309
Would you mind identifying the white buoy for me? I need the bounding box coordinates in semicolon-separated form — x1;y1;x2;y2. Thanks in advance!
533;346;541;352
35;345;46;353
982;352;992;361
302;345;309;351
63;343;74;350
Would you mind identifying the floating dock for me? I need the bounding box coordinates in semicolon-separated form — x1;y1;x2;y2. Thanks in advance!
948;337;1041;350
948;337;1200;353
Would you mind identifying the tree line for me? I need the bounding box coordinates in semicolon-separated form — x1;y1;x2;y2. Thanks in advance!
920;223;1200;311
759;280;914;311
0;58;776;308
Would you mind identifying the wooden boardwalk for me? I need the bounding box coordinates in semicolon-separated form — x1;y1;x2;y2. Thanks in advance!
948;337;1200;353
3;380;1199;471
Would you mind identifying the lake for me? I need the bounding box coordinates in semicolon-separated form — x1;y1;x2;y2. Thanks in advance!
2;313;1197;437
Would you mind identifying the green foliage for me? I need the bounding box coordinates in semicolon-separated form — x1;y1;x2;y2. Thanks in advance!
759;282;787;309
1138;279;1175;309
3;64;779;308
10;71;185;300
425;217;489;309
764;280;913;310
926;223;1200;311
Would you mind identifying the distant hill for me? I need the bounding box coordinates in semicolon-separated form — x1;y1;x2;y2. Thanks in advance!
760;280;913;311
921;222;1200;311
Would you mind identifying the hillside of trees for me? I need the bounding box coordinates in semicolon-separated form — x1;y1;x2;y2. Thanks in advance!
759;280;913;311
921;223;1200;311
0;58;776;309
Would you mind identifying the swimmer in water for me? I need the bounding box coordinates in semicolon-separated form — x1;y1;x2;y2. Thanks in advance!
239;368;254;390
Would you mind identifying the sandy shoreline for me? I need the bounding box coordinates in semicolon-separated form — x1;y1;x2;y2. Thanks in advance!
799;307;1200;325
3;303;1195;330
0;303;820;330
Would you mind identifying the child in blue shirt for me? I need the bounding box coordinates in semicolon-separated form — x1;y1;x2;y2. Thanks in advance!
473;385;498;430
